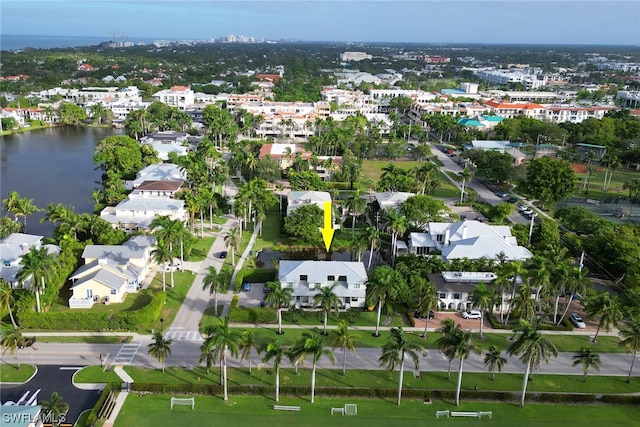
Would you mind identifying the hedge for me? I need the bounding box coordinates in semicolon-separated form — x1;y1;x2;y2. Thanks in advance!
16;291;166;331
85;382;119;426
486;314;573;332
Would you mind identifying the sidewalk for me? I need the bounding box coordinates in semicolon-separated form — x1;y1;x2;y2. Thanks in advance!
101;366;133;427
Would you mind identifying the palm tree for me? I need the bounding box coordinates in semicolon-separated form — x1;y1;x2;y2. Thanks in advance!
17;246;56;313
239;329;260;375
457;166;473;204
151;239;172;292
224;226;241;266
507;320;558;408
557;266;590;326
202;267;229;316
436;318;457;380
437;325;480;406
365;226;380;270
470;283;495;339
416;282;439;338
379;327;426;405
40;391;69;427
313;283;342;335
619;319;640;384
332;320;359;376
365;266;398;337
484;345;507;380
1;328;25;368
584;291;623;344
147;332;173;373
500;260;528;325
0;283;18;328
292;329;336;403
201;317;241;401
572;347;601;382
383;208;408;265
261;338;285;401
344;191;367;237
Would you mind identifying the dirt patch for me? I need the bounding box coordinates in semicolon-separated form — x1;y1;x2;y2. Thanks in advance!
571;163;604;174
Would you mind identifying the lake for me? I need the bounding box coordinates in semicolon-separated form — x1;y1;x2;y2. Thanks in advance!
0;126;123;237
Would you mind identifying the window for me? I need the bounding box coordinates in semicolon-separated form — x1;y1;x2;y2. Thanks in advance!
352;283;361;289
351;297;359;302
338;275;347;282
453;293;461;300
436;234;444;242
299;275;308;281
327;275;335;282
285;282;293;288
3;260;10;267
438;292;447;299
111;290;117;295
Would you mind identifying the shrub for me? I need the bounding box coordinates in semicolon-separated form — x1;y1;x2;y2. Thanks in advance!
85;382;117;426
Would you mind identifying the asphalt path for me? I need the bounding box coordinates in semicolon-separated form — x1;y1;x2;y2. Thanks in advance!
0;365;101;425
5;341;638;379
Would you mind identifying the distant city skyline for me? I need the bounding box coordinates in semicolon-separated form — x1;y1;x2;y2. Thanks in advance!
1;0;639;46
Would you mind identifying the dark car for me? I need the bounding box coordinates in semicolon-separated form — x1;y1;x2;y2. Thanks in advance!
219;251;228;258
507;197;518;203
242;282;251;292
414;310;435;319
18;337;36;349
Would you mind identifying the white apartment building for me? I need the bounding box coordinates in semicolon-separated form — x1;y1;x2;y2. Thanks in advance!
34;86;143;104
152;86;195;109
544;105;616;123
340;51;372;62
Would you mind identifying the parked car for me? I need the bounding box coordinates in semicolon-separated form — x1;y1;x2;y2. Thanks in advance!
414;310;435;319
164;261;182;272
462;310;482;319
569;313;586;328
18;337;36;349
219;251;228;259
507;197;518;203
242;282;251;292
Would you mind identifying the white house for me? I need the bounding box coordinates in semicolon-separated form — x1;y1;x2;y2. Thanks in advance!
139;131;190;160
100;197;187;232
126;163;187;190
374;192;415;211
278;260;368;308
409;220;533;261
68;235;156;308
152;85;195;109
0;233;60;289
286;191;332;216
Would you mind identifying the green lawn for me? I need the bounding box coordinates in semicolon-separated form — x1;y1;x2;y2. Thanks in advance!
144;272;195;334
73;366;123;383
33;336;132;344
574;166;640;200
280;309;410;328
113;394;640;427
0;363;36;383
188;236;216;261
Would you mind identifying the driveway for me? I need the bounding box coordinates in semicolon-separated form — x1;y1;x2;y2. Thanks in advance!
0;365;101;425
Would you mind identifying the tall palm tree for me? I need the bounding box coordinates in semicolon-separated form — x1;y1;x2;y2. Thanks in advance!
507;320;558;408
17;246;56;313
416;282;439;338
344;190;367;237
572;347;601;382
557;266;590;326
224;226;241;266
313;283;342;335
292;329;336;403
1;328;25;368
264;281;293;335
500;260;528;325
40;391;69;427
0;283;18;328
379;327;426;406
457;166;473;204
470;283;495;339
151;239;172;292
261;337;285;402
365;226;380;270
584;291;623;344
484;345;507;380
619;319;640;384
365;266;398;337
202;267;229;316
239;329;260;375
147;332;173;373
383;208;408;265
201;317;241;401
332;320;359;376
436;318;457;380
436;325;480;406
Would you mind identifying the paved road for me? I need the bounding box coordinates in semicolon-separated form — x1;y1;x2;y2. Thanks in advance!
5;339;638;379
0;365;101;425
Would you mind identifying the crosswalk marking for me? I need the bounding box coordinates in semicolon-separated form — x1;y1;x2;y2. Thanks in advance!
113;343;141;365
164;330;204;341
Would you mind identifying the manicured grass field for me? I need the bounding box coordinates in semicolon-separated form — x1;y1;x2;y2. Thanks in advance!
73;365;122;384
113;394;640;427
0;363;36;383
145;273;194;334
186;236;216;262
573;166;640;200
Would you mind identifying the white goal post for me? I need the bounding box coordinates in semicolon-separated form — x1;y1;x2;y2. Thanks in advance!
344;404;357;415
171;397;195;410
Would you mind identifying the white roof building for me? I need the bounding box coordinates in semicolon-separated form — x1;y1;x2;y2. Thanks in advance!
286;191;331;216
100;197;187;233
126;163;186;190
374;192;415;210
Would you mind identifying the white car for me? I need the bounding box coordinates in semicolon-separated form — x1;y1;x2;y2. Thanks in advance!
462;310;482;319
569;313;586;329
164;261;182;272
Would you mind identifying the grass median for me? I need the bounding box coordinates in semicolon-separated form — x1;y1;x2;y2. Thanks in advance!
0;364;36;383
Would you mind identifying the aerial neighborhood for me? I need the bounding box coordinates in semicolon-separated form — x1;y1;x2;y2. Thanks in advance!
1;32;640;427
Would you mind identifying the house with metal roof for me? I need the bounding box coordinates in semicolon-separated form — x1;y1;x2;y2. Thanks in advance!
100;197;187;233
409;220;533;262
286;191;332;216
0;233;60;289
278;260;368;308
140;131;190;160
374;192;415;211
126;163;186;190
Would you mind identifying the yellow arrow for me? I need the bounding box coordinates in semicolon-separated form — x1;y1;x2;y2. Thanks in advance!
320;201;334;252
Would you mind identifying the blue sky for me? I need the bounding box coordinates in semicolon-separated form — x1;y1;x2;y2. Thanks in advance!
2;0;639;45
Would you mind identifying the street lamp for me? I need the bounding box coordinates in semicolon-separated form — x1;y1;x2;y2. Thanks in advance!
527;213;537;246
99;353;103;368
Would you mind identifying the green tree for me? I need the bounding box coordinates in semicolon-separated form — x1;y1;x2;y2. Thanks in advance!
572;347;601;382
366;266;399;337
283;204;323;244
522;157;576;208
151;239;173;292
264;281;293;335
313;283;342;335
292;329;336;403
93;135;144;177
201;317;241;401
507;320;558;408
400;195;449;229
202;267;229;316
484;345;507;380
0;283;18;328
239;329;260;375
147;332;173;373
416;282;439;338
332;320;359;376
379;327;426;405
40;391;69;427
1;328;25;368
261;337;285;401
470;283;495;339
584;291;623;344
17;246;56;313
618;319;640;384
57;102;87;125
224;226;241;266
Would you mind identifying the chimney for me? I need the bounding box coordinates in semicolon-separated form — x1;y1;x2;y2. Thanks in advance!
462;226;467;239
20;243;29;254
444;229;450;246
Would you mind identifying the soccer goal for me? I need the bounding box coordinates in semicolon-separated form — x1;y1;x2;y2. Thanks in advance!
170;397;195;410
344;404;357;416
